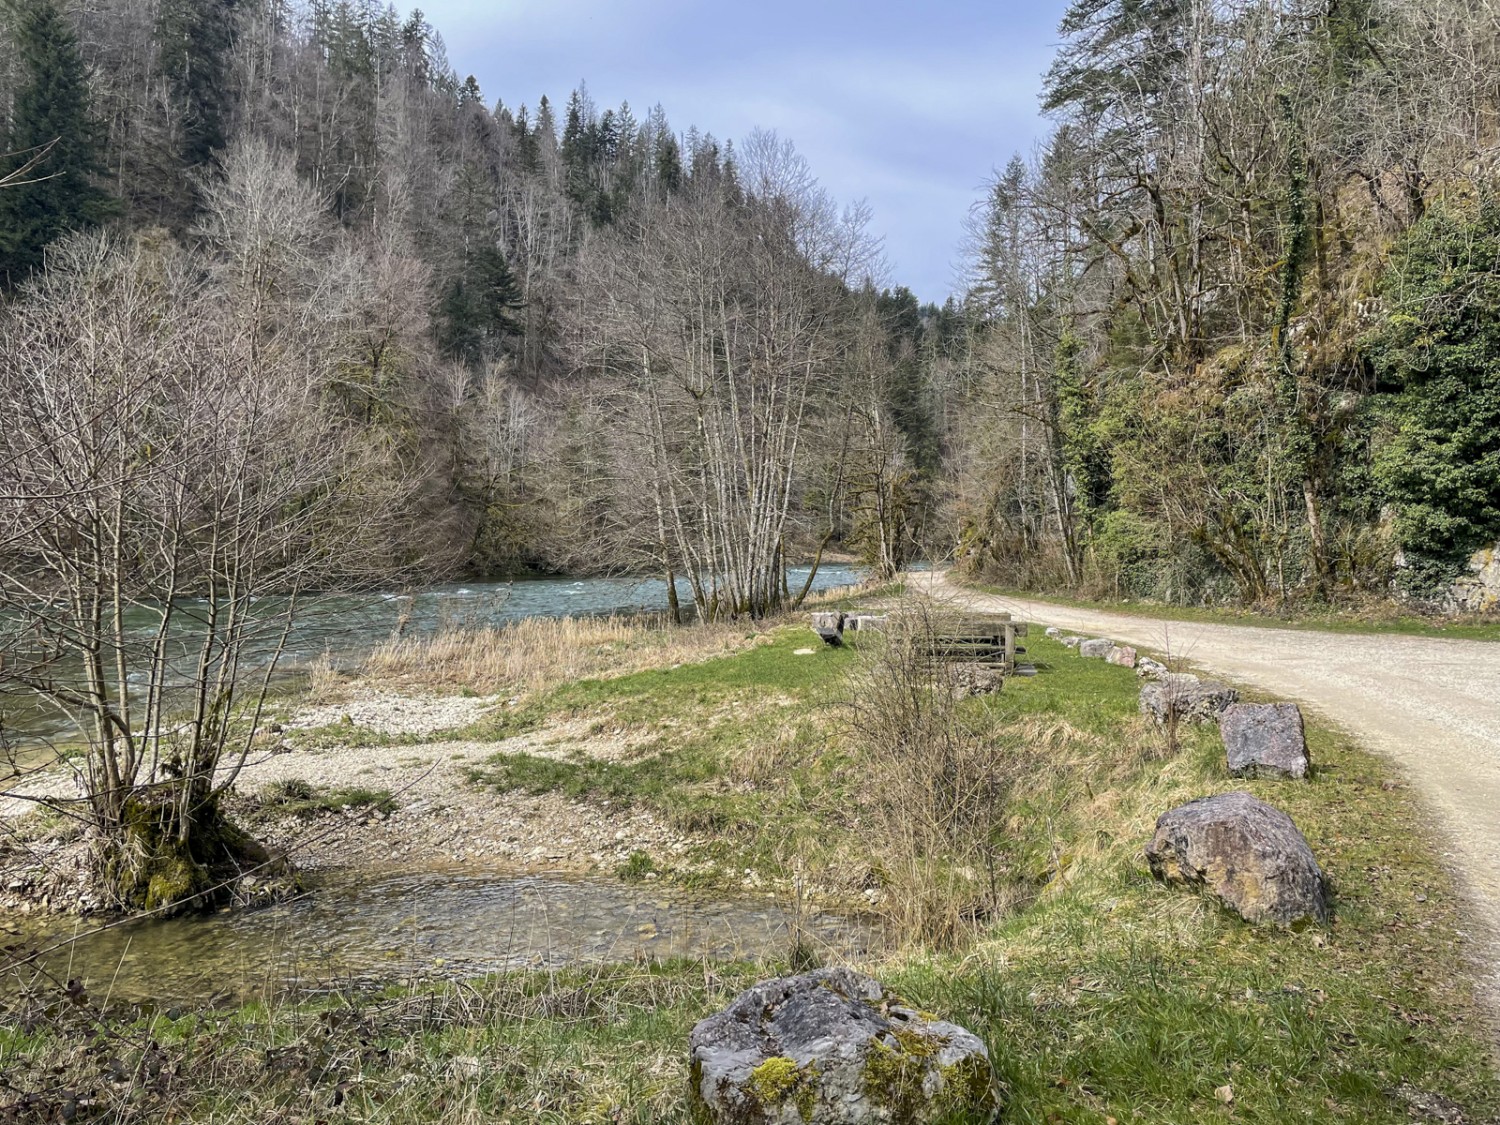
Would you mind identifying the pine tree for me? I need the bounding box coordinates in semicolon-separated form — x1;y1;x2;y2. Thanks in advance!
436;245;524;364
155;0;238;226
0;0;115;284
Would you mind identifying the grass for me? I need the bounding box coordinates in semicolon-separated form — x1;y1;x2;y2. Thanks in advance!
245;778;397;821
965;578;1500;642
3;613;1497;1122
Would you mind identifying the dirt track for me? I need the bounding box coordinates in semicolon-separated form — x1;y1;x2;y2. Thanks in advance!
915;571;1500;1004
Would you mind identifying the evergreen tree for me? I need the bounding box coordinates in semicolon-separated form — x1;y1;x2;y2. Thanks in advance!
0;0;115;284
156;0;238;225
1369;196;1500;593
437;244;524;364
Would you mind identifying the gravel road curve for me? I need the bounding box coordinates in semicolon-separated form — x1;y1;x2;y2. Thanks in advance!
914;571;1500;1007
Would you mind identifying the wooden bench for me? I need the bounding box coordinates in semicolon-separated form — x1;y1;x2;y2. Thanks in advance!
928;615;1027;671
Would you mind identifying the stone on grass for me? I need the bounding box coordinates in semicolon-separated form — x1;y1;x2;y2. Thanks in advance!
1136;657;1169;679
1044;626;1062;638
953;664;1004;697
1220;702;1309;780
1139;674;1238;725
1078;638;1114;658
1059;635;1083;649
688;967;1000;1125
1146;792;1328;926
1106;644;1138;668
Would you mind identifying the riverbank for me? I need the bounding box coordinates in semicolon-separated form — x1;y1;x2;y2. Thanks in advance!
3;595;1498;1122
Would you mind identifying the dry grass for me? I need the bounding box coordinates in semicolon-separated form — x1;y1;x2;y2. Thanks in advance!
844;603;1023;949
360;614;762;696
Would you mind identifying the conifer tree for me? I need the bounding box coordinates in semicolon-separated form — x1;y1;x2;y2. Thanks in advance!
0;0;114;284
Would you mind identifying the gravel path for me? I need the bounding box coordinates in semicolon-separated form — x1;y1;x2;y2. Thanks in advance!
915;571;1500;1005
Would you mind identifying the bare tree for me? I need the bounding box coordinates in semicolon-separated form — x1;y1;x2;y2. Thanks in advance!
0;231;423;912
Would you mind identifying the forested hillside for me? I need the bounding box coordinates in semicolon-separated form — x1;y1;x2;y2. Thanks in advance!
2;0;1498;613
0;0;940;618
953;0;1500;610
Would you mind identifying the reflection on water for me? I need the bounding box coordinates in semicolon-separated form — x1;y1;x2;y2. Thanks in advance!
4;869;881;1005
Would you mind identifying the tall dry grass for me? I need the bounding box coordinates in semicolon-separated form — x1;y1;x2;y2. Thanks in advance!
361;614;760;696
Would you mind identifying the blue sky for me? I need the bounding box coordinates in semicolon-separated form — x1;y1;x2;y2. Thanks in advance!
418;0;1067;304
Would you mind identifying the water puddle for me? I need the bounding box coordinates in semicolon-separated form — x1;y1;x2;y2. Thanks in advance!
3;869;881;1005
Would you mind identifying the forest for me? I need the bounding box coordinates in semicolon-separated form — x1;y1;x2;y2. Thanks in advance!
2;0;1498;615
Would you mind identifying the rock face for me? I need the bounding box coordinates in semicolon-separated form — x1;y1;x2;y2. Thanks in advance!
1079;638;1114;658
1139;674;1238;725
1146;792;1328;926
1106;644;1138;668
688;968;1000;1125
1220;703;1309;780
1450;542;1500;613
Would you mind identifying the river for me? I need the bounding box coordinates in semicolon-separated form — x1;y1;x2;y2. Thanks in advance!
2;564;864;749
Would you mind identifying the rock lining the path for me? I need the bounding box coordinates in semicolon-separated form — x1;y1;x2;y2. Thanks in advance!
1139;674;1239;725
1221;702;1310;780
1146;792;1328;926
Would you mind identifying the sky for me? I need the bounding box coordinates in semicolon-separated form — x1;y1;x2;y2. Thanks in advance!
418;0;1068;305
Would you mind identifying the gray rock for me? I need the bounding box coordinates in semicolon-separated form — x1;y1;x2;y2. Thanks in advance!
1044;626;1062;638
1078;638;1114;658
953;664;1004;696
1146;792;1328;926
1106;644;1138;668
1059;635;1083;649
1445;541;1500;614
1139;674;1238;725
1220;703;1309;780
1136;657;1170;679
688;967;1000;1124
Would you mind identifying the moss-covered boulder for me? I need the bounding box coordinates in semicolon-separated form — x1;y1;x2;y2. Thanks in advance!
687;967;999;1124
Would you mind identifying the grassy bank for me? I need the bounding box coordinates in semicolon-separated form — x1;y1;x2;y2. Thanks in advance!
962;578;1500;643
3;619;1496;1123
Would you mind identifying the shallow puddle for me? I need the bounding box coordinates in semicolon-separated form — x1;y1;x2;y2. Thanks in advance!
3;868;881;1005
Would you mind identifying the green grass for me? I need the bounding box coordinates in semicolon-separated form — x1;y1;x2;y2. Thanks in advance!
966;579;1500;642
245;778;397;821
3;626;1496;1123
467;626;867;871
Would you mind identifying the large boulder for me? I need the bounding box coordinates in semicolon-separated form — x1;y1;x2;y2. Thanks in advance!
1220;703;1309;780
1146;792;1328;926
1139;674;1238;725
688;968;1000;1124
1078;638;1114;658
